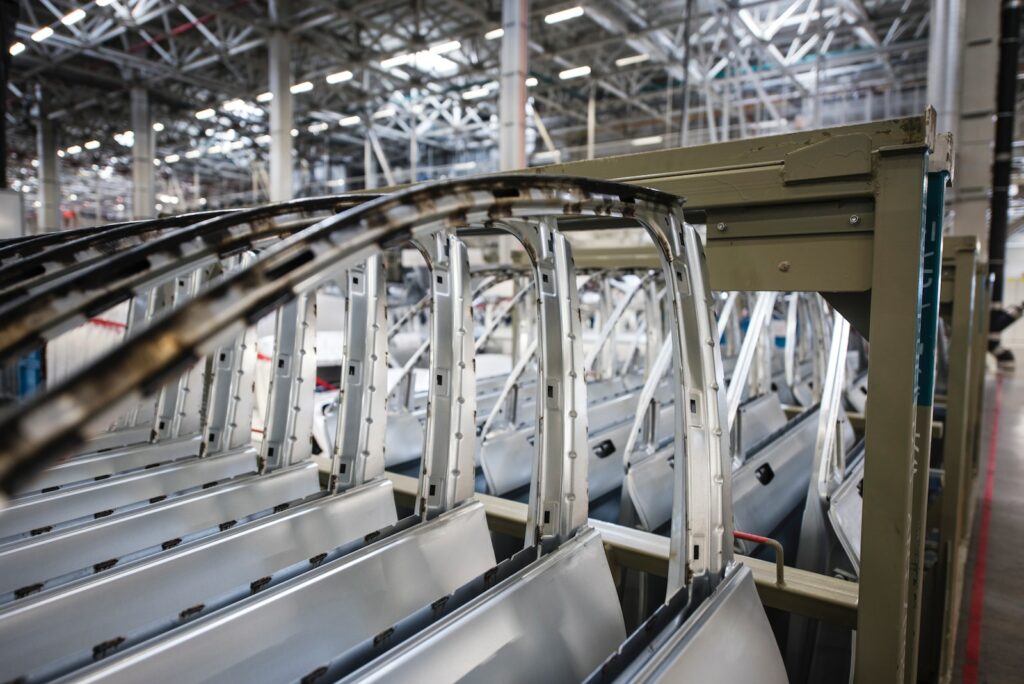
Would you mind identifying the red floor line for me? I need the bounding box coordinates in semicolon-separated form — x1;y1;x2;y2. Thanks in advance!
963;374;1003;684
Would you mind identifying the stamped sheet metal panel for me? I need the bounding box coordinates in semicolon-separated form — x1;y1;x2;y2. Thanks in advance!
63;501;494;684
72;427;151;457
344;527;625;684
616;565;787;683
0;449;257;540
828;458;864;573
0;479;398;684
731;411;819;541
18;436;202;495
0;462;320;600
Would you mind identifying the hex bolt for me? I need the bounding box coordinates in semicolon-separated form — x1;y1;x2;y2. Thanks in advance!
778;261;791;273
716;222;727;232
849;214;860;225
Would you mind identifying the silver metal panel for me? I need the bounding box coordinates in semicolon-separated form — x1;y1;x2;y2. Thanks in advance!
382;411;425;467
19;437;201;495
0;479;398;684
614;565;787;683
731;412;818;543
828;458;864;573
734;393;787;461
0;449;257;540
0;463;320;601
344;527;625;684
74;427;151;456
63;501;493;684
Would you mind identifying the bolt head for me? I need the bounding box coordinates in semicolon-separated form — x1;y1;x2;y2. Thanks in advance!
849;214;860;225
778;260;791;272
716;222;727;232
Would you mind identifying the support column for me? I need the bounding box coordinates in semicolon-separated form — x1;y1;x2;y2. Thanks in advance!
268;31;293;202
35;105;60;233
363;128;377;189
498;0;528;170
951;0;997;244
131;87;155;219
586;86;596;160
927;0;963;134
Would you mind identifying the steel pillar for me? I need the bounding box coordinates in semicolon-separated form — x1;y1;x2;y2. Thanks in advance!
35;107;60;233
498;0;528;171
268;31;293;202
131;87;155;219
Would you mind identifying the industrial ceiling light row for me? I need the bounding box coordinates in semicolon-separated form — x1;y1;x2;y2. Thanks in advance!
10;0;116;55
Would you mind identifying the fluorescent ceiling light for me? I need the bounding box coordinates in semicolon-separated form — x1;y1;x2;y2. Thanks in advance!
256;91;273;102
615;53;649;67
153;158;161;166
326;69;352;84
485;28;504;40
164;154;180;163
339;115;361;126
61;8;86;25
195;108;216;120
152;122;164;132
97;0;113;5
84;140;100;150
525;76;538;87
631;135;663;146
559;65;590;80
207;144;222;154
373;107;395;119
290;128;298;137
290;81;313;94
255;134;271;144
429;40;460;54
57;149;65;158
31;26;54;42
185;149;201;158
308;122;329;133
544;6;584;24
9;41;25;56
380;53;411;69
66;145;82;155
463;86;491;100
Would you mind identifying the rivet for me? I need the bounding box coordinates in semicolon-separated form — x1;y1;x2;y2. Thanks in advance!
716;222;727;232
778;261;791;272
849;214;860;225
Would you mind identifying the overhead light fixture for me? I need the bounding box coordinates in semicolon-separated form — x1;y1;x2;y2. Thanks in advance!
429;40;460;54
615;53;649;67
631;135;663;146
525;76;538;87
97;0;113;6
57;149;66;158
61;8;86;26
255;134;271;144
185;149;201;158
207;144;222;154
372;107;395;119
290;81;313;94
339;115;361;126
9;41;25;56
544;6;584;24
66;144;82;155
31;26;54;43
463;86;491;100
164;154;180;163
153;158;161;166
308;122;329;133
84;140;100;150
152;122;164;132
380;53;411;69
290;128;298;137
195;108;216;120
326;69;352;84
256;91;273;102
485;28;504;40
558;65;590;80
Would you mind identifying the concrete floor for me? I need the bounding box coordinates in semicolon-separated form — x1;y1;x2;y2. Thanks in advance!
952;371;1024;683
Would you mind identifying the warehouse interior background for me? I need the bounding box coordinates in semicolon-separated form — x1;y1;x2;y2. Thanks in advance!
0;1;1022;683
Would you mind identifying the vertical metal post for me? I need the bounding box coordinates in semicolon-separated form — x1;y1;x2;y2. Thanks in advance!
259;291;317;471
363;127;378;190
268;30;293;202
905;170;948;682
414;232;477;516
499;0;528;171
409;112;418;182
131;87;155;219
35;101;60;233
587;87;596;160
855;148;929;682
332;256;388;490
